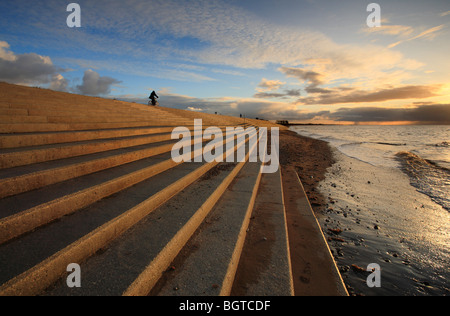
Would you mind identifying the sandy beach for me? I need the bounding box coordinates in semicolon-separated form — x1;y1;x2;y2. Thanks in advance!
283;129;450;296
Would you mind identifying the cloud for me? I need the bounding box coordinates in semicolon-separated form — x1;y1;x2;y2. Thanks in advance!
3;0;444;118
297;84;441;105
280;67;324;87
388;25;445;48
0;41;16;61
0;41;67;89
363;24;414;37
3;0;429;92
187;107;204;112
254;77;301;99
60;57;216;82
115;90;301;120
76;69;122;96
279;60;436;104
326;104;450;124
254;92;287;99
152;0;424;86
305;87;333;94
49;74;69;92
276;103;450;124
254;89;301;99
0;41;122;95
279;66;331;97
38;0;422;77
112;89;450;124
256;78;286;92
440;11;450;17
211;68;246;77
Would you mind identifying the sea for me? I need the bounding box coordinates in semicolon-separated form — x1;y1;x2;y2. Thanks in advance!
291;124;449;295
291;125;450;212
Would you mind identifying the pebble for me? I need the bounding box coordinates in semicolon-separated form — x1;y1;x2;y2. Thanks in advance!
328;228;342;235
351;264;367;273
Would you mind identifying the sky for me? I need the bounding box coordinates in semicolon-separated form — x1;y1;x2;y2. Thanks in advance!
0;0;449;124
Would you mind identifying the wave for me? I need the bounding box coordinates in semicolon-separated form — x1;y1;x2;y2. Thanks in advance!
338;141;364;147
396;151;450;211
430;141;450;148
396;151;450;172
374;142;406;146
340;141;407;148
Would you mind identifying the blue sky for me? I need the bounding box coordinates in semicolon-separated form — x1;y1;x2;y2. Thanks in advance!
1;0;449;123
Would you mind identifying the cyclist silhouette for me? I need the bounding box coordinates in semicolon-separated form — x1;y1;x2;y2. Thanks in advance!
149;90;159;106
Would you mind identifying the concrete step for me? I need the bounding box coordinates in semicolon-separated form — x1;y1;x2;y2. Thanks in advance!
0;132;175;169
0;139;178;199
0;161;210;295
0;102;195;133
0;126;176;149
26;108;155;117
6;100;164;115
0;125;232;149
231;168;294;296
45;115;189;124
0;131;252;296
0;121;194;134
41;137;258;296
0;109;29;116
0;115;48;123
45;161;244;296
8;104;192;125
123;136;258;296
0;130;251;243
0;150;180;244
0;125;244;198
155;159;262;296
280;166;348;296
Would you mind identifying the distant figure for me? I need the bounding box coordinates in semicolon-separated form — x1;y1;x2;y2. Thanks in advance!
149;90;159;106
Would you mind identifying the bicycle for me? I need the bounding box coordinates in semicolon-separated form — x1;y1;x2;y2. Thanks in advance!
148;99;159;106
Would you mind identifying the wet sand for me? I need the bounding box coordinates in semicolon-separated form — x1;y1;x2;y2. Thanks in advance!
283;129;450;296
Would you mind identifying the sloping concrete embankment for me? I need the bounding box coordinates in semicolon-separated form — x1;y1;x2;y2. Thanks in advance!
0;82;346;296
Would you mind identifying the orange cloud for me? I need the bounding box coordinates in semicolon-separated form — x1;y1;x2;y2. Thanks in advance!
297;85;442;105
364;24;414;37
325;103;450;124
388;25;445;48
256;78;286;92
